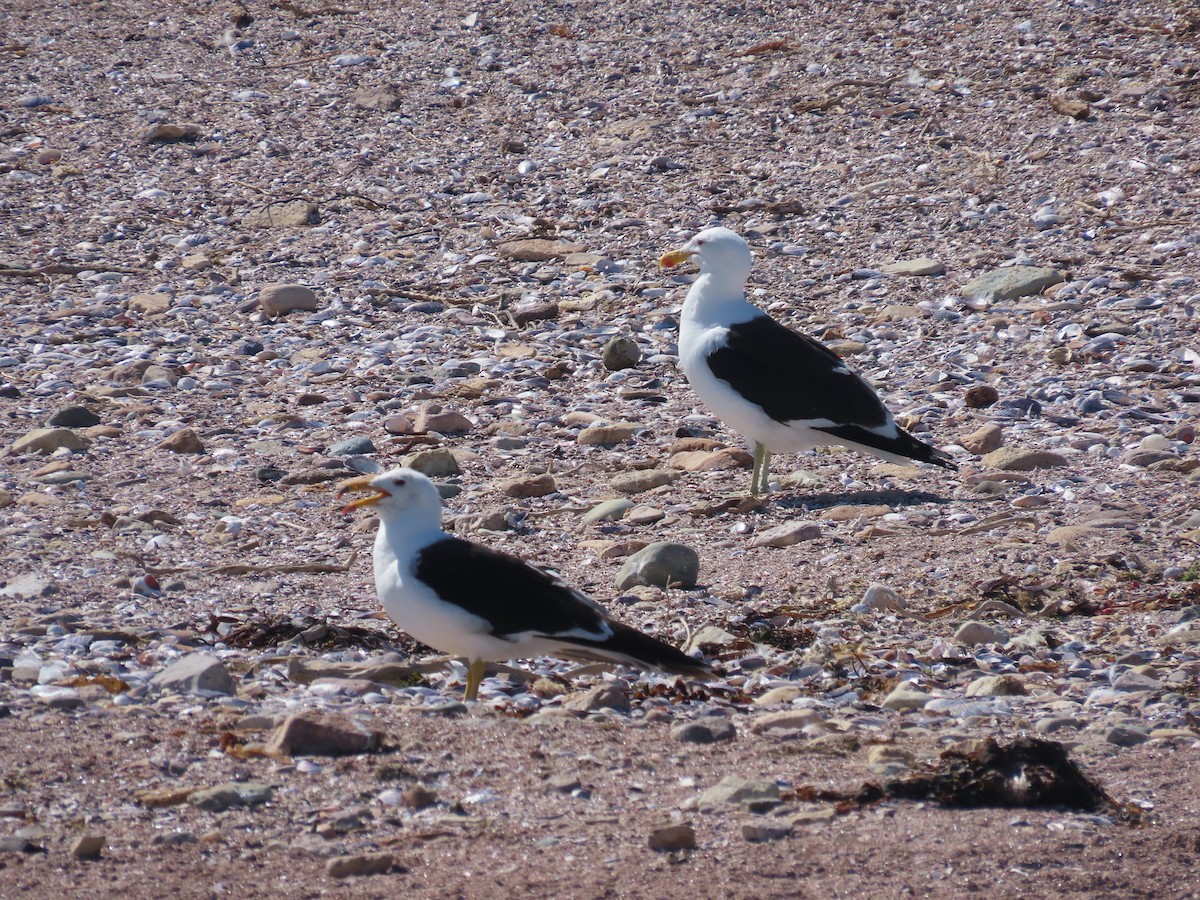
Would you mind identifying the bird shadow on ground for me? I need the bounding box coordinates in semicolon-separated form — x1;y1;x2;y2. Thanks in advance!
772;488;950;512
204;611;397;651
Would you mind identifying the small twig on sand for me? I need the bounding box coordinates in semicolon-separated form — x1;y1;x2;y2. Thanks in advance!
147;549;358;577
1;262;144;278
365;285;483;307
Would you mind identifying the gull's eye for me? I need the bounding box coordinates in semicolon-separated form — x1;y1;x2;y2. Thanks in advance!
395;478;406;487
696;239;708;246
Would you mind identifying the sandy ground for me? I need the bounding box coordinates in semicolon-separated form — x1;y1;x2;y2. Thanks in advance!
2;0;1199;896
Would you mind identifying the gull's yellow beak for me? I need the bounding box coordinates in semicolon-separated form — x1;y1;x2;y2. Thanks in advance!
658;247;695;269
336;475;389;514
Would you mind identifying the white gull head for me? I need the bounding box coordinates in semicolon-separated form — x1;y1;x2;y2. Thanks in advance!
337;466;444;528
660;226;753;286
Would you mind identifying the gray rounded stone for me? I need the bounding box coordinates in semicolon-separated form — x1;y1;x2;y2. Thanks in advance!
1035;716;1083;734
189;782;274;811
150;653;236;695
879;257;945;276
1104;725;1151;747
961;266;1065;301
47;405;101;428
698;775;780;812
954;621;1007;645
615;542;700;590
608;469;679;494
750;521;822;548
602;335;641;371
329;436;377;456
882;684;932;711
671;718;736;744
1111;671;1161;693
582;498;635;525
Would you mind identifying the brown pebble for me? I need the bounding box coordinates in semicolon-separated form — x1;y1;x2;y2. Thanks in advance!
961;423;1003;455
264;711;385;758
668;437;727;454
384;414;414;434
414;407;473;433
669;448;752;472
36;149;63;165
964;384;1000;408
402;785;437;809
258;283;318;316
982;447;1068;471
135;787;196;808
497;473;556;498
1049;93;1090;120
157;428;205;454
648;822;697;852
497;238;584;262
325;852;396;879
512;300;560;325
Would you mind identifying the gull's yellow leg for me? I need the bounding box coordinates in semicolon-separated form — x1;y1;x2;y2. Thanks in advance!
464;659;486;701
751;443;772;496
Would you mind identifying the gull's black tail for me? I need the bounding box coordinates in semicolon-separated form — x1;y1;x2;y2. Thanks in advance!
559;621;711;677
816;423;958;470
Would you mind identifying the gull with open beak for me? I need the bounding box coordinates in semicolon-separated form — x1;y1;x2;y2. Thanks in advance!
338;467;708;701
